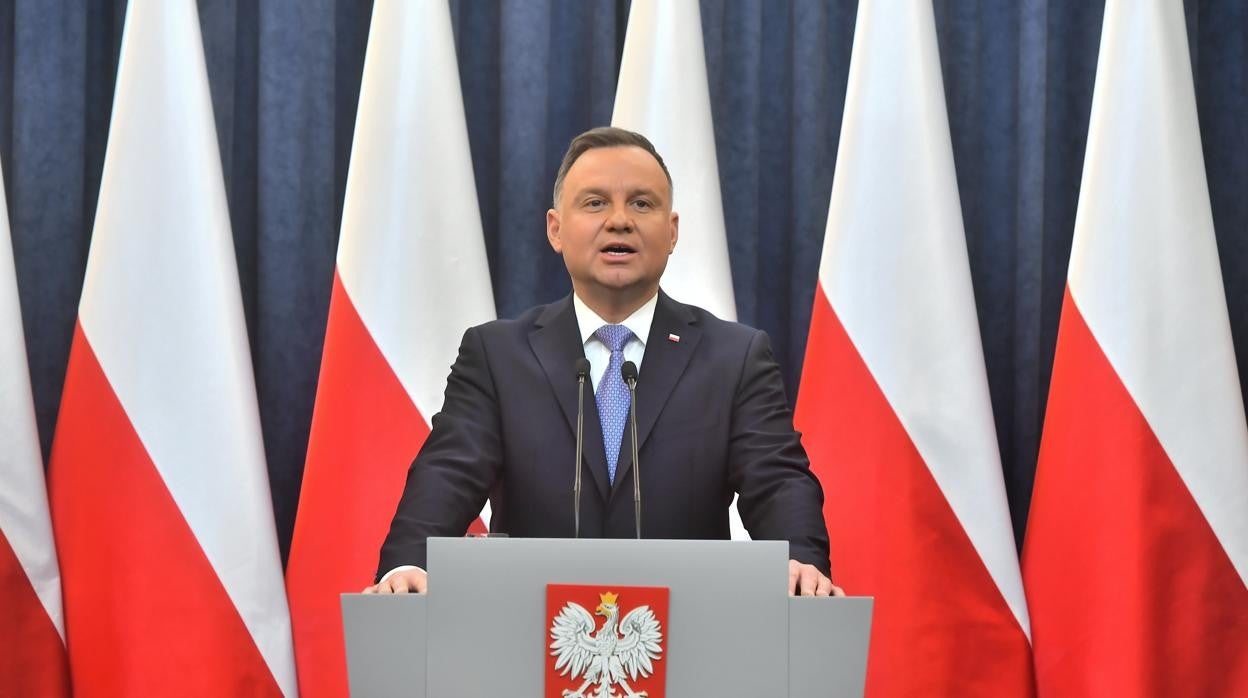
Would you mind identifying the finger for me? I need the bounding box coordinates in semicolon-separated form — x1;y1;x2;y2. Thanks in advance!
788;560;801;597
388;576;411;594
815;575;834;597
413;574;428;594
798;566;818;597
362;584;378;594
831;584;846;597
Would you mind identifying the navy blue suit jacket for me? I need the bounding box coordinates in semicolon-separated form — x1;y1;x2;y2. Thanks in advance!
377;291;831;577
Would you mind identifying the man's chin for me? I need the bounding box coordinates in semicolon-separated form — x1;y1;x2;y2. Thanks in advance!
573;275;661;307
591;274;658;295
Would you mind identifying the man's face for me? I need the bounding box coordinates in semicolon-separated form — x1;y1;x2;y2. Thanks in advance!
547;146;678;307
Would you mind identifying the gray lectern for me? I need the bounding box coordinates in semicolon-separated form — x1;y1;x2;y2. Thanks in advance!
342;537;872;697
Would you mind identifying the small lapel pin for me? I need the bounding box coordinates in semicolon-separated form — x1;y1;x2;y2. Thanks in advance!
667;333;681;343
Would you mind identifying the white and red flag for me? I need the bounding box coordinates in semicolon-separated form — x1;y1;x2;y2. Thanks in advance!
1;160;70;695
284;1;495;695
794;0;1034;694
613;0;748;540
1022;0;1248;694
612;0;735;322
47;0;297;694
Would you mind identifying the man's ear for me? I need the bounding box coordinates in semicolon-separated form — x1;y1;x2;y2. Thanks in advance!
547;208;563;253
668;212;679;254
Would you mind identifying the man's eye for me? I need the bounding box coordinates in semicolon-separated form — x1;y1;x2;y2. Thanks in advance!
632;200;653;210
584;198;606;208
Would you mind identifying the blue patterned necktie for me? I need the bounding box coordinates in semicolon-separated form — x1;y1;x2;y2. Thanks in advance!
594;324;634;484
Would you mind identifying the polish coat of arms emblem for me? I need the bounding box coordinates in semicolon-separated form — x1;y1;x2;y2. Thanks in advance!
546;584;669;698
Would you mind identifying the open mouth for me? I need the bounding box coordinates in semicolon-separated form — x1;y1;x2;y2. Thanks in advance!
601;242;637;257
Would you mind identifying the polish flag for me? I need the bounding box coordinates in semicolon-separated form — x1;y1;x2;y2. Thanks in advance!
284;1;495;695
1022;1;1248;694
613;0;748;540
0;161;70;695
793;1;1034;694
46;1;297;694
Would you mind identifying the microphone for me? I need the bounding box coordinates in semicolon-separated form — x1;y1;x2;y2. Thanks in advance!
572;358;590;538
621;361;641;539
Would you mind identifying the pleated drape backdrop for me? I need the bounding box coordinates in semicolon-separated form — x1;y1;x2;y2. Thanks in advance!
1;0;1245;559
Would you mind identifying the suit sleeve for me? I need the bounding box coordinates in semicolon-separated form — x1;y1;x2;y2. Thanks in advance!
729;330;833;577
376;325;502;578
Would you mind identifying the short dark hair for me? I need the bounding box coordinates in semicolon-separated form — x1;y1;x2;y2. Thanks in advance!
552;127;673;206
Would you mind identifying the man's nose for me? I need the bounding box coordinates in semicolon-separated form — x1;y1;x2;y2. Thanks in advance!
605;204;633;232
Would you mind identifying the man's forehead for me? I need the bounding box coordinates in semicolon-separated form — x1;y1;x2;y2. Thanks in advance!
563;146;671;194
568;146;666;179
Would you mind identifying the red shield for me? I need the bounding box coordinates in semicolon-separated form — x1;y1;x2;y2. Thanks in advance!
545;584;669;698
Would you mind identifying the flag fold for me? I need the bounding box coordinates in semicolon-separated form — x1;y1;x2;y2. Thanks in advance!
1;148;70;698
285;1;496;695
795;1;1034;694
48;1;296;694
1023;1;1248;695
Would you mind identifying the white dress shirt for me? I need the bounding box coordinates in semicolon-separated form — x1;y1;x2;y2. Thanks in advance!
572;291;657;390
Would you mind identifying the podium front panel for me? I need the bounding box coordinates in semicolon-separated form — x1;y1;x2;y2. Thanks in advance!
789;596;873;697
425;537;790;697
341;593;426;697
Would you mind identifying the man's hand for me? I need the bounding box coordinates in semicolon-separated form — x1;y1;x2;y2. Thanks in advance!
362;568;428;594
788;559;844;597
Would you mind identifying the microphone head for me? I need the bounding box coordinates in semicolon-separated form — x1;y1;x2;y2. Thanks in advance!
574;357;591;378
621;361;639;383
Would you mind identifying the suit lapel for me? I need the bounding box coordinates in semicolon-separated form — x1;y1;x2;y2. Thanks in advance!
611;291;701;500
529;296;611;501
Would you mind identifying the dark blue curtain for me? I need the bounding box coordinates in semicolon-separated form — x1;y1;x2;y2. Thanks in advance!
2;0;1245;558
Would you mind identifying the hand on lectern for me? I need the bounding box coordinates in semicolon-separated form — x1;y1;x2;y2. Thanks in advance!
362;568;428;594
789;559;844;597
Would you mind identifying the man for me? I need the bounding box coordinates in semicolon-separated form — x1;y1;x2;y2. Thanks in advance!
367;127;839;596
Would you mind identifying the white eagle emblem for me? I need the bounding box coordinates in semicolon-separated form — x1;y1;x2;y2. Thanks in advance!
549;591;664;698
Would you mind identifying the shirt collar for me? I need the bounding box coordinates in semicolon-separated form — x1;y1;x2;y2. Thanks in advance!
572;291;658;347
